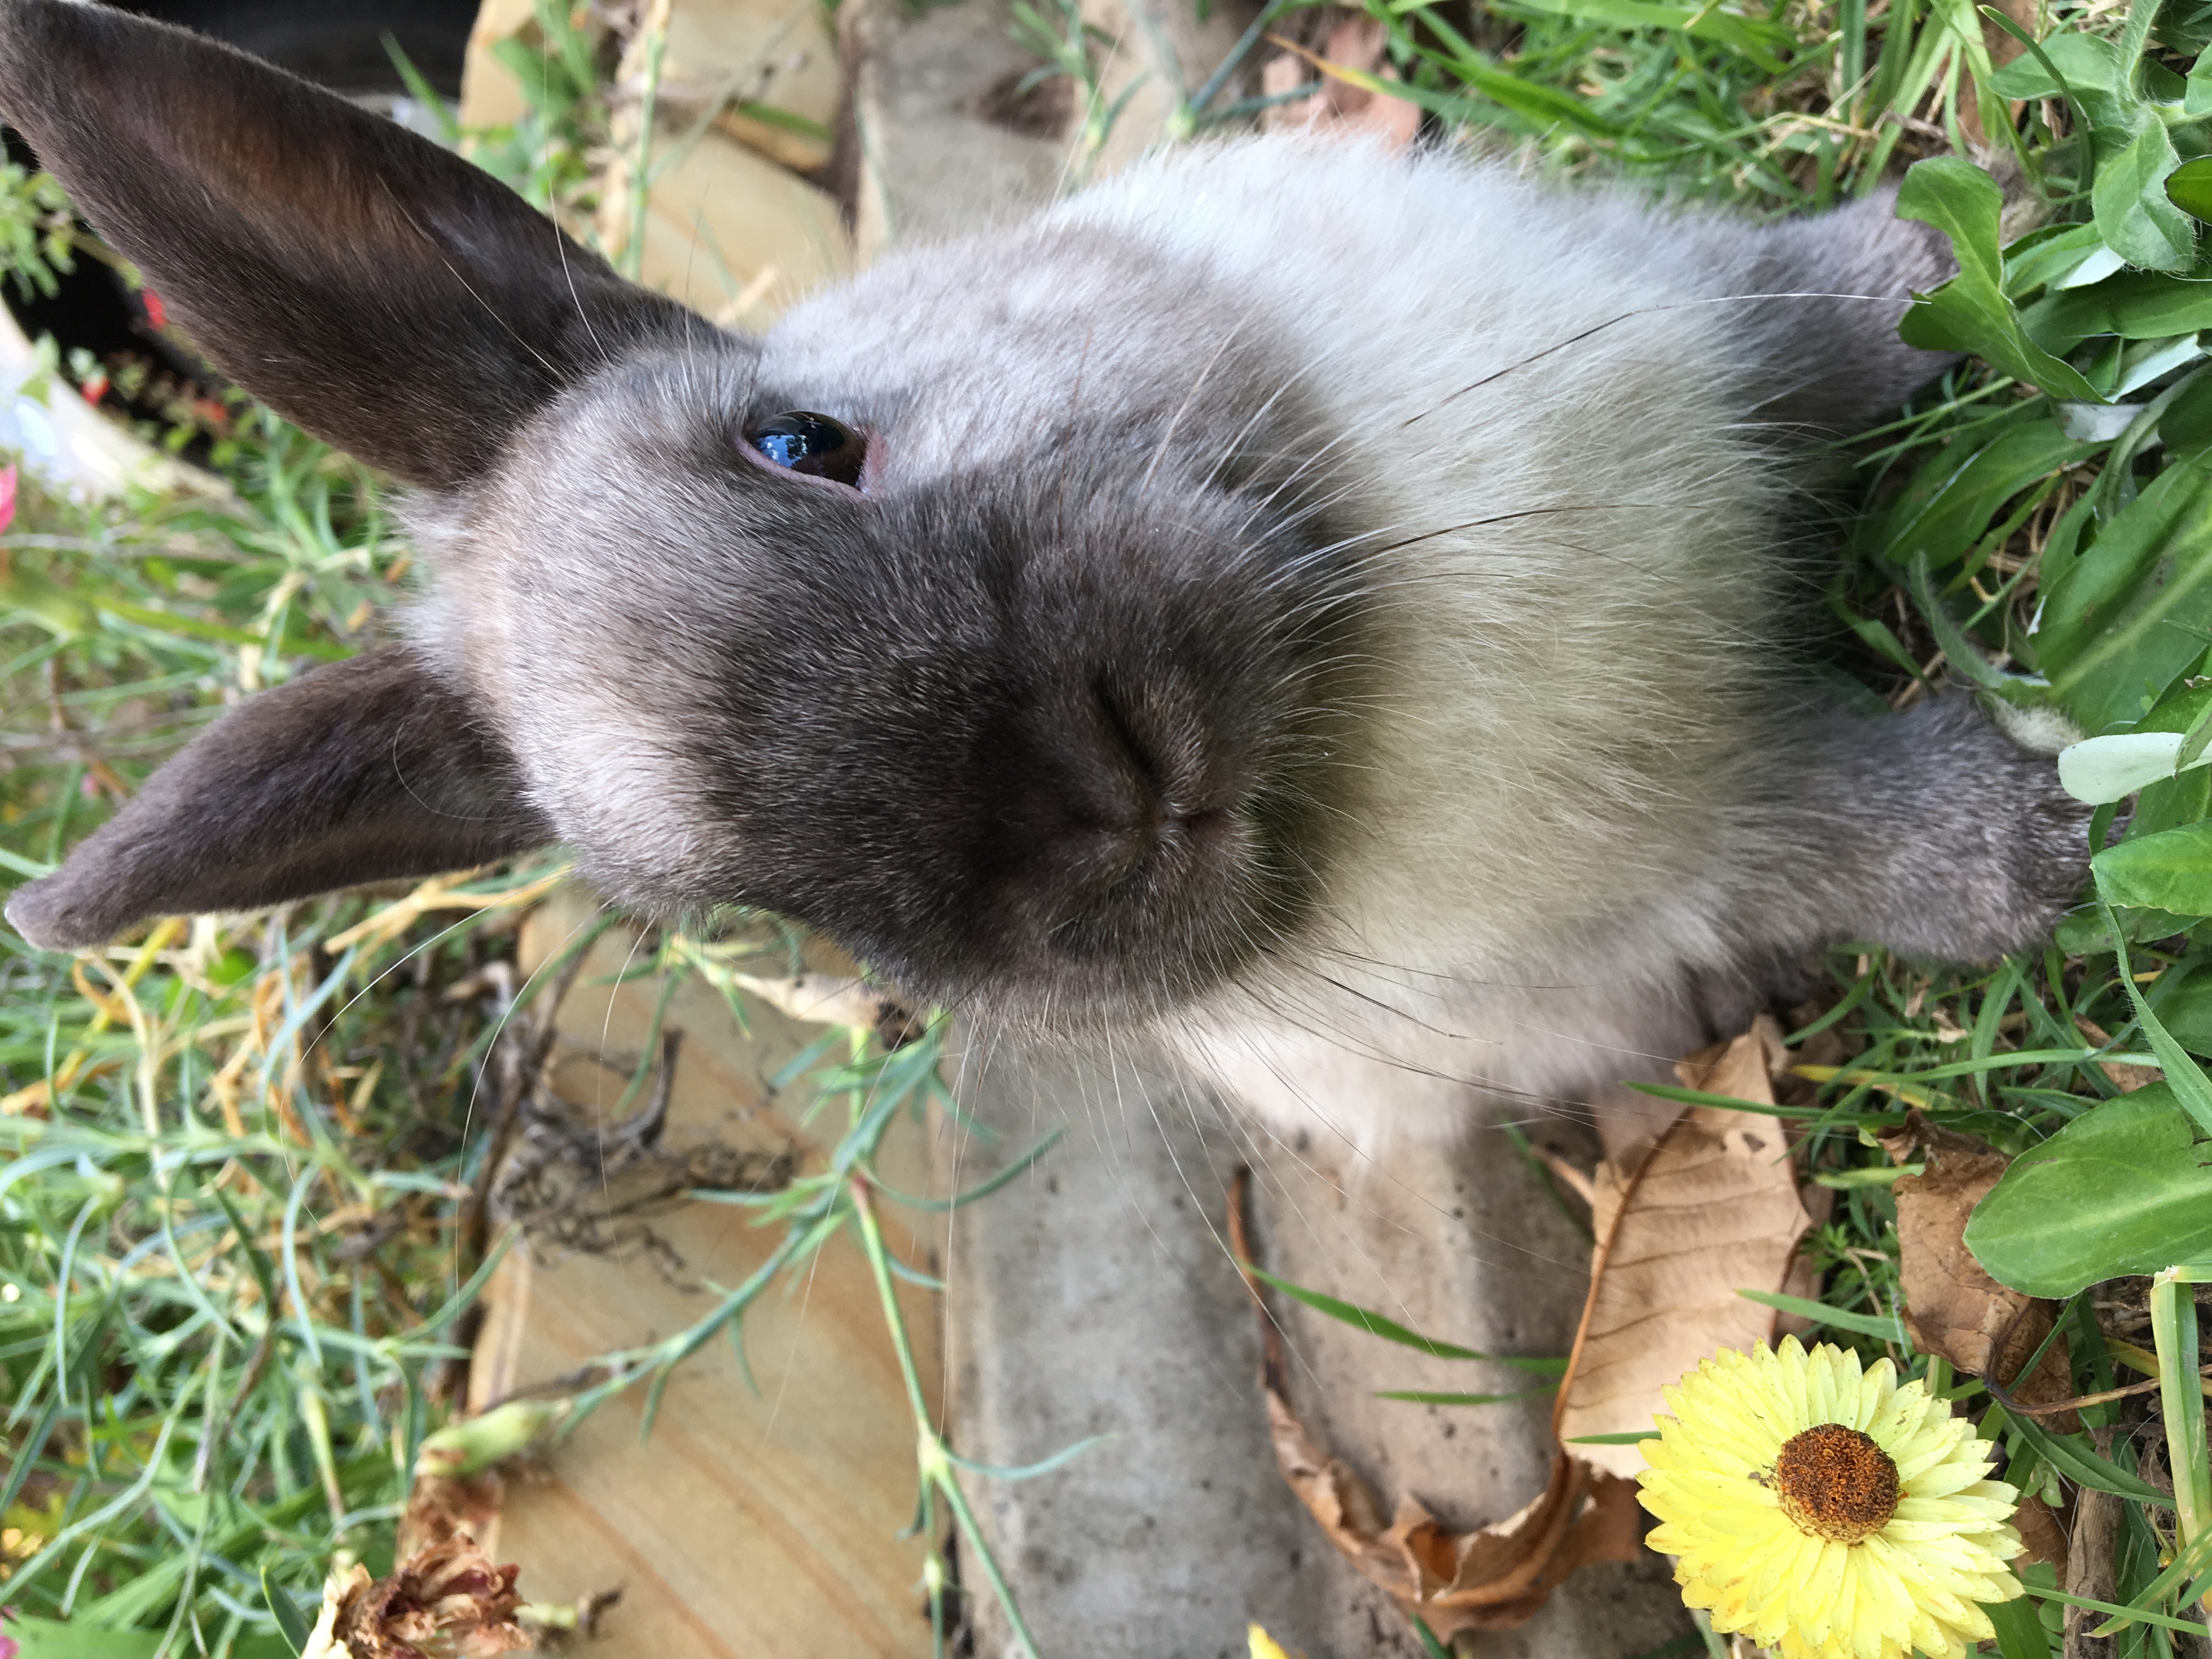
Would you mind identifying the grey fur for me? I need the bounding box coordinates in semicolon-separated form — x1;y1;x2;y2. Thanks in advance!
0;0;2087;1136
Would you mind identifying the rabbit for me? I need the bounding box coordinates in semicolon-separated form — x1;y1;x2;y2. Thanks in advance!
0;0;2086;1144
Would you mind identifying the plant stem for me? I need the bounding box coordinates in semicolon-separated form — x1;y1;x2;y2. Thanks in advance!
2152;1266;2212;1614
623;0;670;284
851;1176;1044;1659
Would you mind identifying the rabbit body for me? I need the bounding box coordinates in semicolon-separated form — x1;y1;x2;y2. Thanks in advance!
0;0;2085;1142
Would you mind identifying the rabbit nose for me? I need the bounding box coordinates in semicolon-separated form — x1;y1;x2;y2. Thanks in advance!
1059;725;1170;888
1030;680;1219;894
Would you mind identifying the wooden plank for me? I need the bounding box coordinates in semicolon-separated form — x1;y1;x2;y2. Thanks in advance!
469;885;939;1658
458;0;850;328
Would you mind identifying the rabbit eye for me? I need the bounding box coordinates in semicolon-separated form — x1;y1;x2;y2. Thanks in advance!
744;411;865;487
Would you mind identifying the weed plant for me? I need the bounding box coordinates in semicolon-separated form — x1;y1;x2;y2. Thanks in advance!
2;0;2210;1654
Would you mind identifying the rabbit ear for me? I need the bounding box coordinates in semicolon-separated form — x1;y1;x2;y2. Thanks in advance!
3;649;551;952
0;0;707;488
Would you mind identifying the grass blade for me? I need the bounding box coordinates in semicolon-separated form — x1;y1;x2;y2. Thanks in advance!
1240;1262;1567;1373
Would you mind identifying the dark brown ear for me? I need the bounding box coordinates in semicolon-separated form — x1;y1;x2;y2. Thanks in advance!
4;648;550;951
0;0;706;487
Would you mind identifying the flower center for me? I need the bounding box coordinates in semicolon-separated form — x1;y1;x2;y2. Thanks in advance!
1771;1423;1900;1543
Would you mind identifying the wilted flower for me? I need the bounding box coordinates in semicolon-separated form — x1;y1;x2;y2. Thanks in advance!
301;1535;528;1659
1637;1336;2022;1659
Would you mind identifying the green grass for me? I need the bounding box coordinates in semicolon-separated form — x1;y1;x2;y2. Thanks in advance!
4;0;2212;1653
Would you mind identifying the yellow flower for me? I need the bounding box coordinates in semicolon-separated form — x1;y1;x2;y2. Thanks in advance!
1637;1336;2023;1659
1248;1624;1294;1659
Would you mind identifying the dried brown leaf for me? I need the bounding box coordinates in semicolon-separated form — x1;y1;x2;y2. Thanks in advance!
1879;1111;2074;1425
729;969;905;1032
2015;1492;2069;1582
2072;1018;2163;1095
1228;1169;1636;1643
1555;1021;1814;1477
1875;1108;2000;1171
1266;1389;1640;1639
1260;16;1421;148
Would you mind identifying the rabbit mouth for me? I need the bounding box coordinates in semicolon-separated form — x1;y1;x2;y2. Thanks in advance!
695;640;1352;1032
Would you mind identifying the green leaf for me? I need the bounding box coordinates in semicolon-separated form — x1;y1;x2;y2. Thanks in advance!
1813;1164;1920;1187
870;1125;1065;1210
1897;160;2104;400
488;33;586;116
2029;270;2212;351
2090;1522;2212;1634
1240;1263;1567;1372
1989;31;2131;129
731;99;834;143
5;1620;293;1659
2052;902;2203;954
2006;223;2124;300
2170;156;2212;227
2038;1583;2212;1636
0;565;93;635
1500;0;1793;70
2094;121;2196;272
2094;331;2208;402
381;37;462;146
2164;368;2212;456
2095;896;2212;1136
2192;45;2212;117
1735;1289;1909;1341
2040;454;2212;732
1866;415;2097;574
1982;1590;2053;1659
264;1566;314;1656
2003;1404;2173;1500
2092;820;2212;912
1963;1084;2212;1296
1909;547;2035;693
94;595;351;661
2152;965;2212;1053
1375;1387;1556;1404
941;1432;1113;1481
2141;672;2212;740
1395;50;1617;139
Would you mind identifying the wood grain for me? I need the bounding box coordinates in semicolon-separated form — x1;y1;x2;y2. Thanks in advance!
469;885;941;1658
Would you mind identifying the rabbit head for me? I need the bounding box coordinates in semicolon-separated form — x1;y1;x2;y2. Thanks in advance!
0;0;1372;1026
